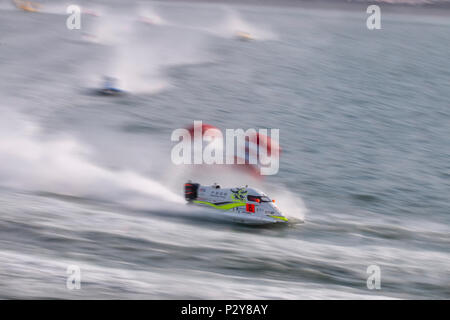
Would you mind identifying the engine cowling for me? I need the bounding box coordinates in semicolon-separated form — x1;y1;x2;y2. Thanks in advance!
184;182;199;201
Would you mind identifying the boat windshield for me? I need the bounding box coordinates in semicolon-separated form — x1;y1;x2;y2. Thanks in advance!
247;195;272;203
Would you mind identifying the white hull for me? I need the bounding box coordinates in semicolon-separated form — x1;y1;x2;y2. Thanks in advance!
185;182;288;225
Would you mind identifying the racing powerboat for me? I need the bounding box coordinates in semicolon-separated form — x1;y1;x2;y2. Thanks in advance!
14;0;40;12
185;182;288;225
235;31;253;41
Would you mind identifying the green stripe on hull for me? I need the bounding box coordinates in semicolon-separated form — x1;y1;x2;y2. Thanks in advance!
269;215;288;222
193;200;246;211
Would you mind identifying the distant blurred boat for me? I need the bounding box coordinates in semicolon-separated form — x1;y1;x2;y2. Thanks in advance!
13;0;40;12
138;16;157;25
94;76;127;97
97;88;126;96
235;31;254;41
82;8;101;17
81;32;99;43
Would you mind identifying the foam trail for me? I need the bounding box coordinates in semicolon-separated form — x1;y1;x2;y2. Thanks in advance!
83;9;210;94
136;4;167;26
110;41;169;94
0;110;183;205
89;11;132;45
153;6;277;41
269;188;307;221
216;7;278;40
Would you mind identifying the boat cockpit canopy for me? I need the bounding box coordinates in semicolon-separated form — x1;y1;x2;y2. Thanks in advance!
247;195;271;203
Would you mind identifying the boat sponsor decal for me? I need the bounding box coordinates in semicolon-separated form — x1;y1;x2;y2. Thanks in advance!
193;200;246;211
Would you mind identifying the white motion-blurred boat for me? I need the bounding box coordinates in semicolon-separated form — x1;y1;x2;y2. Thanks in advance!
185;182;288;225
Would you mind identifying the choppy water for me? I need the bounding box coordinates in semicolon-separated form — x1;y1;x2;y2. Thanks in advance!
0;1;449;299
